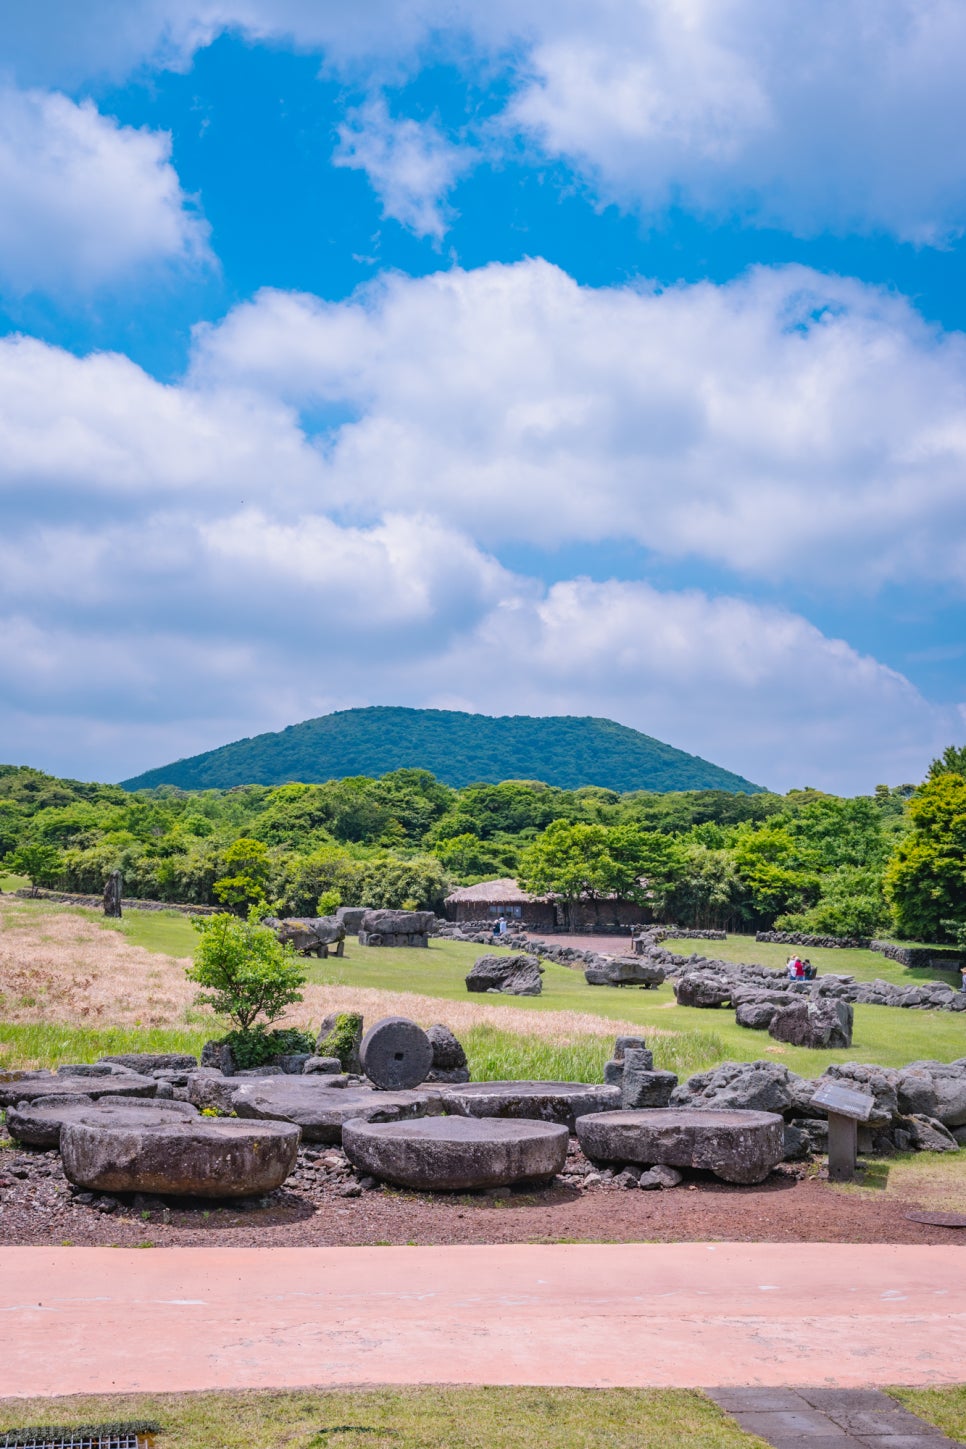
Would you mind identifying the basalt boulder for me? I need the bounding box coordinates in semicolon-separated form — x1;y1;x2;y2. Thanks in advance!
768;998;853;1050
465;953;543;996
673;974;734;1009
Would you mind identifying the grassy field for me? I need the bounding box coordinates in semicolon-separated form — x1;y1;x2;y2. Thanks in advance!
0;1387;768;1449
667;933;962;988
1;898;964;1081
893;1387;966;1442
831;1150;966;1213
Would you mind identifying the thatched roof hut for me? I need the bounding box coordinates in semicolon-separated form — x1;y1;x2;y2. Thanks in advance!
443;878;555;927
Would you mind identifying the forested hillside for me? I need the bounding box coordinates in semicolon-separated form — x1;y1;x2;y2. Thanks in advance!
3;752;963;944
120;707;764;794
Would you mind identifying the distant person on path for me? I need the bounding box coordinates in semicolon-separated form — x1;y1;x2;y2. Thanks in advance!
961;964;966;994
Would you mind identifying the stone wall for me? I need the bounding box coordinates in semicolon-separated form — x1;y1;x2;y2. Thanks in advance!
10;888;222;916
756;930;873;949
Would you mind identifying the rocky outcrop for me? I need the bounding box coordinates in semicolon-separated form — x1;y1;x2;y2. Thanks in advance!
673;973;734;1008
584;956;665;988
425;1024;470;1084
465;953;544;996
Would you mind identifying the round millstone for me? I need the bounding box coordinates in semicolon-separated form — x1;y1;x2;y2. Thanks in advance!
440;1080;621;1131
576;1107;785;1185
0;1070;157;1111
6;1093;199;1150
231;1077;445;1143
343;1115;569;1191
359;1016;434;1090
60;1113;300;1198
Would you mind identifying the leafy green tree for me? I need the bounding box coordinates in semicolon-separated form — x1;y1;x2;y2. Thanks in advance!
187;910;306;1033
928;745;966;780
519;820;684;924
5;842;63;893
731;822;821;925
661;843;748;930
776;865;887;938
353;853;452;912
213;837;273;914
884;771;966;940
432;832;520;882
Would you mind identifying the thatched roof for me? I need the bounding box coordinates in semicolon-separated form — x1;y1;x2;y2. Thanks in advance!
444;878;545;905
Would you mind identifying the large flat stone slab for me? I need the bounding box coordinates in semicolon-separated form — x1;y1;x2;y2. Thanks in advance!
343;1116;568;1191
0;1069;157;1110
60;1114;299;1198
230;1077;446;1143
441;1080;620;1130
576;1107;785;1184
6;1094;199;1149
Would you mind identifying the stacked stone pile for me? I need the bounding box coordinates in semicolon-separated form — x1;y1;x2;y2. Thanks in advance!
661;951;965;1015
358;908;435;947
671;1057;966;1157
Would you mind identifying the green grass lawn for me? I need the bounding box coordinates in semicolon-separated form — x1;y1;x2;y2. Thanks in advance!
0;872;28;892
893;1387;966;1442
0;1387;766;1449
665;933;961;988
79;906;200;958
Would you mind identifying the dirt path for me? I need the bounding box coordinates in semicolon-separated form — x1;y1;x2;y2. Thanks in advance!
1;1242;962;1397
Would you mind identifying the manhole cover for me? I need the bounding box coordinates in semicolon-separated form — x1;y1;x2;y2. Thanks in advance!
906;1210;966;1228
0;1423;158;1448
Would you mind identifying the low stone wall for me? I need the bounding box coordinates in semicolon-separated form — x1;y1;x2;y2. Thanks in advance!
653;927;728;941
870;940;965;970
756;930;873;950
10;888;222;916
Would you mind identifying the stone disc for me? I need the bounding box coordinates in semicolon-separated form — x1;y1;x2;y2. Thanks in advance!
359;1016;434;1090
905;1210;966;1228
343;1115;568;1191
576;1107;785;1185
440;1080;620;1130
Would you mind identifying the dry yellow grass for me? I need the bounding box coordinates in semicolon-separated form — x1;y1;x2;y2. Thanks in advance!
0;900;195;1029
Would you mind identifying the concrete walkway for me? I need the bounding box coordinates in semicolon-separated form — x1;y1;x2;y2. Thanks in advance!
0;1243;963;1398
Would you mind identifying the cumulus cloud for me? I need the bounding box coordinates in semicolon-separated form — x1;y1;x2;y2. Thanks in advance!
0;87;209;294
3;2;966;239
0;266;961;789
192;259;966;588
333;96;469;239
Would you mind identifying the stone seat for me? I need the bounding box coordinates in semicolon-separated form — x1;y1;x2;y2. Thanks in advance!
6;1093;199;1149
576;1107;785;1184
0;1069;157;1111
60;1113;300;1198
343;1115;568;1191
440;1080;620;1131
230;1077;446;1143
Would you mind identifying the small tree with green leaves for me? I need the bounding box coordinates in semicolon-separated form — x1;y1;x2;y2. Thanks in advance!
188;910;306;1033
213;837;272;914
6;842;63;894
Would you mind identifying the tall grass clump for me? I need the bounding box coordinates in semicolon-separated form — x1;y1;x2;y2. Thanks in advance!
461;1024;724;1084
0;1022;209;1072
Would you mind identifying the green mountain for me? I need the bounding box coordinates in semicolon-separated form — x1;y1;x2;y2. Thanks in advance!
121;707;764;794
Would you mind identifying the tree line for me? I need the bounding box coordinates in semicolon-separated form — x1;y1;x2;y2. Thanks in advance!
1;749;965;942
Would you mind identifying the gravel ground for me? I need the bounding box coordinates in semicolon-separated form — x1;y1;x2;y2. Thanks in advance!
1;1137;963;1249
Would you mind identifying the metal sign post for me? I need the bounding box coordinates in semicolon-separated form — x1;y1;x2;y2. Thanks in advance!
809;1080;875;1182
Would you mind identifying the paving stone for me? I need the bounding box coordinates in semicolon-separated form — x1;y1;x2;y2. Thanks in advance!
824;1408;945;1437
707;1388;812;1413
732;1409;848;1437
798;1391;904;1414
852;1439;962;1448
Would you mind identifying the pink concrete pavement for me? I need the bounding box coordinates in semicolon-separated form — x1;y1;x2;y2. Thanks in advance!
1;1243;963;1397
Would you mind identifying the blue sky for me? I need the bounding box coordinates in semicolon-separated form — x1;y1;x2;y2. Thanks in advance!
0;1;964;794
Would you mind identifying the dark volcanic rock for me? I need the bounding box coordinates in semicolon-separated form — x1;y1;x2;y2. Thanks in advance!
6;1094;199;1149
342;1115;568;1191
440;1080;620;1131
425;1024;470;1084
577;1107;785;1185
769;998;853;1049
231;1077;446;1143
673;974;734;1008
465;953;544;996
359;1016;434;1090
99;1052;199;1075
60;1113;299;1198
584;957;665;988
0;1070;157;1111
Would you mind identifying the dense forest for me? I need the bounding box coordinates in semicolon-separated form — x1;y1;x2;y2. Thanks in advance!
4;748;966;942
120;706;764;795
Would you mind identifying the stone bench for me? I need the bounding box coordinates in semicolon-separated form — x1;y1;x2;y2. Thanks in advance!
343;1116;568;1191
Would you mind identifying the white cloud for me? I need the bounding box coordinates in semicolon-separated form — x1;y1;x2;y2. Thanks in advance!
334;96;469;239
0;87;209;294
4;2;966;239
0;267;962;790
192;259;966;588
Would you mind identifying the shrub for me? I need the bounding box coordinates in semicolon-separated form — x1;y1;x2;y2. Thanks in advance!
187;910;306;1032
220;1025;315;1070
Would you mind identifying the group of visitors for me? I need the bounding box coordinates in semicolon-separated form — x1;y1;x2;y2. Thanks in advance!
786;954;817;980
492;915;509;937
